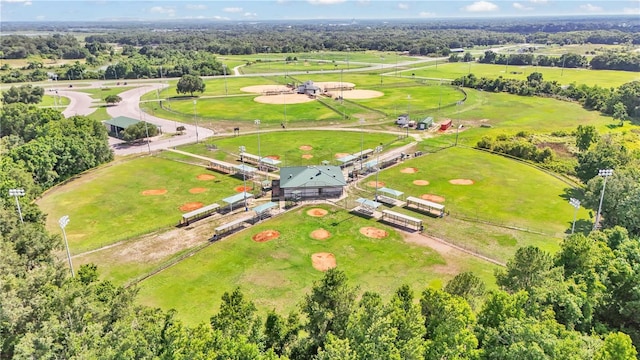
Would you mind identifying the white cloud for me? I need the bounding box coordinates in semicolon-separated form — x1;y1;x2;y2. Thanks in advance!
357;0;371;5
513;2;532;10
243;12;258;17
35;15;45;19
223;7;242;13
623;6;640;14
398;3;409;10
149;6;175;16
307;0;347;4
419;11;435;17
0;0;31;4
579;3;603;12
463;1;498;12
529;0;548;3
186;4;207;10
212;15;230;20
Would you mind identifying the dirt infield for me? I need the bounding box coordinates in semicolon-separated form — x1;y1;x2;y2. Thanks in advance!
141;189;167;196
299;145;313;151
196;174;216;181
179;202;204;212
316;81;356;89
254;93;315;104
266;155;281;160
310;228;331;240
312;252;337;271
307;208;328;217
359;227;388;239
252;229;280;243
341;90;384;99
188;187;207;194
334;152;350;158
449;179;475;185
302;154;314;159
235;185;253;192
367;181;385;188
401;167;418;174
413;180;430;186
421;194;445;203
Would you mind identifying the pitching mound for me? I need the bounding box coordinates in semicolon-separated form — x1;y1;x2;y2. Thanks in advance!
241;85;290;93
188;187;207;194
252;229;280;243
310;228;331;240
266;155;280;160
367;181;385;188
197;174;216;181
307;208;328;217
179;202;203;212
449;179;475;185
359;227;388;239
235;185;253;192
413;180;430;186
335;152;350;158
401;167;418;174
141;189;167;196
421;194;445;203
302;154;314;159
299;145;313;151
254;93;315;105
311;252;337;271
341;90;384;99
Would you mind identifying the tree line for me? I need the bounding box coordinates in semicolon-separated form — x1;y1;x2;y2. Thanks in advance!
477;50;640;72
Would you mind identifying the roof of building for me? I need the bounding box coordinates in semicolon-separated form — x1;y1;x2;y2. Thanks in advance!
103;116;140;128
279;166;346;188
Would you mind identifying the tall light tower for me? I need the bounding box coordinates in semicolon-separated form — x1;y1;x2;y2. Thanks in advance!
254;119;262;175
593;169;613;231
374;145;383;201
193;99;199;143
239;146;249;212
8;188;25;224
359;118;365;172
222;64;228;96
569;198;581;234
58;215;74;277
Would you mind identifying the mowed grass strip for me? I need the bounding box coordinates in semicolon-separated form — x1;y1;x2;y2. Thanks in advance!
37;156;247;254
136;204;499;325
409;62;639;87
375;146;587;238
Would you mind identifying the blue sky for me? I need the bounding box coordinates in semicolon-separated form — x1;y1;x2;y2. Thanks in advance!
0;0;638;22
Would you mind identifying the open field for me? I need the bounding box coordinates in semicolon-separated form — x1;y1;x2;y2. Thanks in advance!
40;94;70;107
364;146;590;261
221;50;421;65
178;130;411;167
408;62;639;87
37;156;249;254
135;204;500;325
72;86;136;100
239;59;367;74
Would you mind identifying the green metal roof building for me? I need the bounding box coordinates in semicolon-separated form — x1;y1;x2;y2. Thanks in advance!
277;165;346;200
102;116;140;138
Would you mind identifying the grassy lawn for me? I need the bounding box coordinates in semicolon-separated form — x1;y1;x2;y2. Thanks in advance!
179;130;411;166
408;62;639;87
239;59;367;74
136;204;499;325
40;94;70;107
37;156;249;254
72;86;136;100
371;146;590;256
221;50;420;65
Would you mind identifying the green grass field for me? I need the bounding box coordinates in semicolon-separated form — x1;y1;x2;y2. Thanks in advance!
408;62;639;87
72;86;136;100
37;156;249;253
40;94;70;107
179;130;411;166
135;204;499;325
369;146;589;260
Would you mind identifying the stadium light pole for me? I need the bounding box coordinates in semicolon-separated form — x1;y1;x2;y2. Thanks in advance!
254;119;262;178
359;118;365;172
239;146;249;212
8;188;25;224
58;215;74;277
593;169;613;231
455;124;464;146
222;64;228;96
374;145;383;201
569;198;581;234
193;99;199;144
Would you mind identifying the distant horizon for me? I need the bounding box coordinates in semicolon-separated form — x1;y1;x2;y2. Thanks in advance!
0;0;638;23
